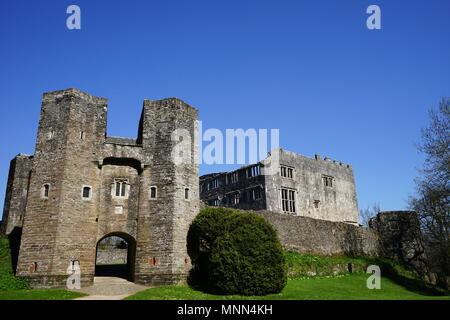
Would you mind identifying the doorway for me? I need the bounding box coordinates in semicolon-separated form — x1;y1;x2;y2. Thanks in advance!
95;232;136;281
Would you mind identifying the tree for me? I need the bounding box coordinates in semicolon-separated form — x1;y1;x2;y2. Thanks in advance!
187;207;287;295
409;98;450;289
360;203;381;226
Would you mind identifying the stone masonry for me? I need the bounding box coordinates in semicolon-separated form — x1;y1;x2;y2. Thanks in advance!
1;154;33;236
200;148;359;224
96;249;128;264
1;88;200;288
369;211;429;278
241;209;380;257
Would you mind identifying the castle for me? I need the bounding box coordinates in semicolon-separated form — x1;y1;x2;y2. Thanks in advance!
0;89;428;288
200;149;359;225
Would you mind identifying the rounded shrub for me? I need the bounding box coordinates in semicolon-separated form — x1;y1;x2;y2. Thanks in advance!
187;207;287;296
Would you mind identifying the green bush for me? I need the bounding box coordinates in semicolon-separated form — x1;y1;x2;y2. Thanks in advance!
187;207;287;295
0;237;29;291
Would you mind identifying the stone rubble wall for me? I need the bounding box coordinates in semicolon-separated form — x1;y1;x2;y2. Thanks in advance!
1;154;33;236
96;249;128;264
369;211;429;278
238;209;381;257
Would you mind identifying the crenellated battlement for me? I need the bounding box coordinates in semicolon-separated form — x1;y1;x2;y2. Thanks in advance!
315;154;352;169
266;148;354;172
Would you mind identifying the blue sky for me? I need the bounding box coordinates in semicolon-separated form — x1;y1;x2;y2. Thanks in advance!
1;0;449;214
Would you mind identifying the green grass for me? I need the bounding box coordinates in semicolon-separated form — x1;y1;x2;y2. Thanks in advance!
125;273;450;300
0;237;29;291
0;289;87;300
0;237;86;300
2;236;448;300
126;252;449;300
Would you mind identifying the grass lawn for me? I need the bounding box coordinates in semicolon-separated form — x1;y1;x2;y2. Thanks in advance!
2;236;449;300
125;273;450;300
0;289;87;300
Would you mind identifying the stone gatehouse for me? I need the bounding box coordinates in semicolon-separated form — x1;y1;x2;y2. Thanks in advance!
1;88;200;288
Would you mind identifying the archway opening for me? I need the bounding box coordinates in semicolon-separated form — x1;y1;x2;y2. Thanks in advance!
95;232;136;281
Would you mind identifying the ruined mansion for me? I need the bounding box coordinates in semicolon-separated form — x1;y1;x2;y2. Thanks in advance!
200;149;359;225
0;89;426;288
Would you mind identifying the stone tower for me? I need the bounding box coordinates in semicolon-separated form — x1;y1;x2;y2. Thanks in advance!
369;211;428;278
3;88;199;288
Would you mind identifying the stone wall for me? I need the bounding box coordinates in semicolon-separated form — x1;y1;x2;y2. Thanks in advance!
15;89;109;288
1;154;33;236
238;209;380;257
96;249;128;264
134;97;200;286
369;211;428;278
263;149;359;224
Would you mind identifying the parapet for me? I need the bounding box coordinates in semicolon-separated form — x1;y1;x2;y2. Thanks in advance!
369;211;420;230
105;136;140;146
376;211;417;218
275;149;353;170
313;153;352;169
42;88;108;105
15;153;33;159
143;97;199;114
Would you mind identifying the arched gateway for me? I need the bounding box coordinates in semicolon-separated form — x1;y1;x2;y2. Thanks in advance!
95;232;136;281
1;89;200;288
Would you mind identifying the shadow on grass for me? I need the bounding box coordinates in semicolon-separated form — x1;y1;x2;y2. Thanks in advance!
376;260;448;296
187;267;223;295
187;258;449;298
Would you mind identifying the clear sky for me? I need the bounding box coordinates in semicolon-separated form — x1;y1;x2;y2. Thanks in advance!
1;0;449;215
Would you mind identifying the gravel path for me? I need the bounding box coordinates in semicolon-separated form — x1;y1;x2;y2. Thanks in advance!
71;277;150;300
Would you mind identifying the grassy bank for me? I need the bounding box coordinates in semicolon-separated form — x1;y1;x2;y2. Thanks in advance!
0;289;86;300
126;252;449;300
285;251;414;279
1;235;448;300
0;237;29;291
125;273;450;300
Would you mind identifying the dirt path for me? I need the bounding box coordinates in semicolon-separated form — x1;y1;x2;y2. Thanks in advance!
71;277;150;300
